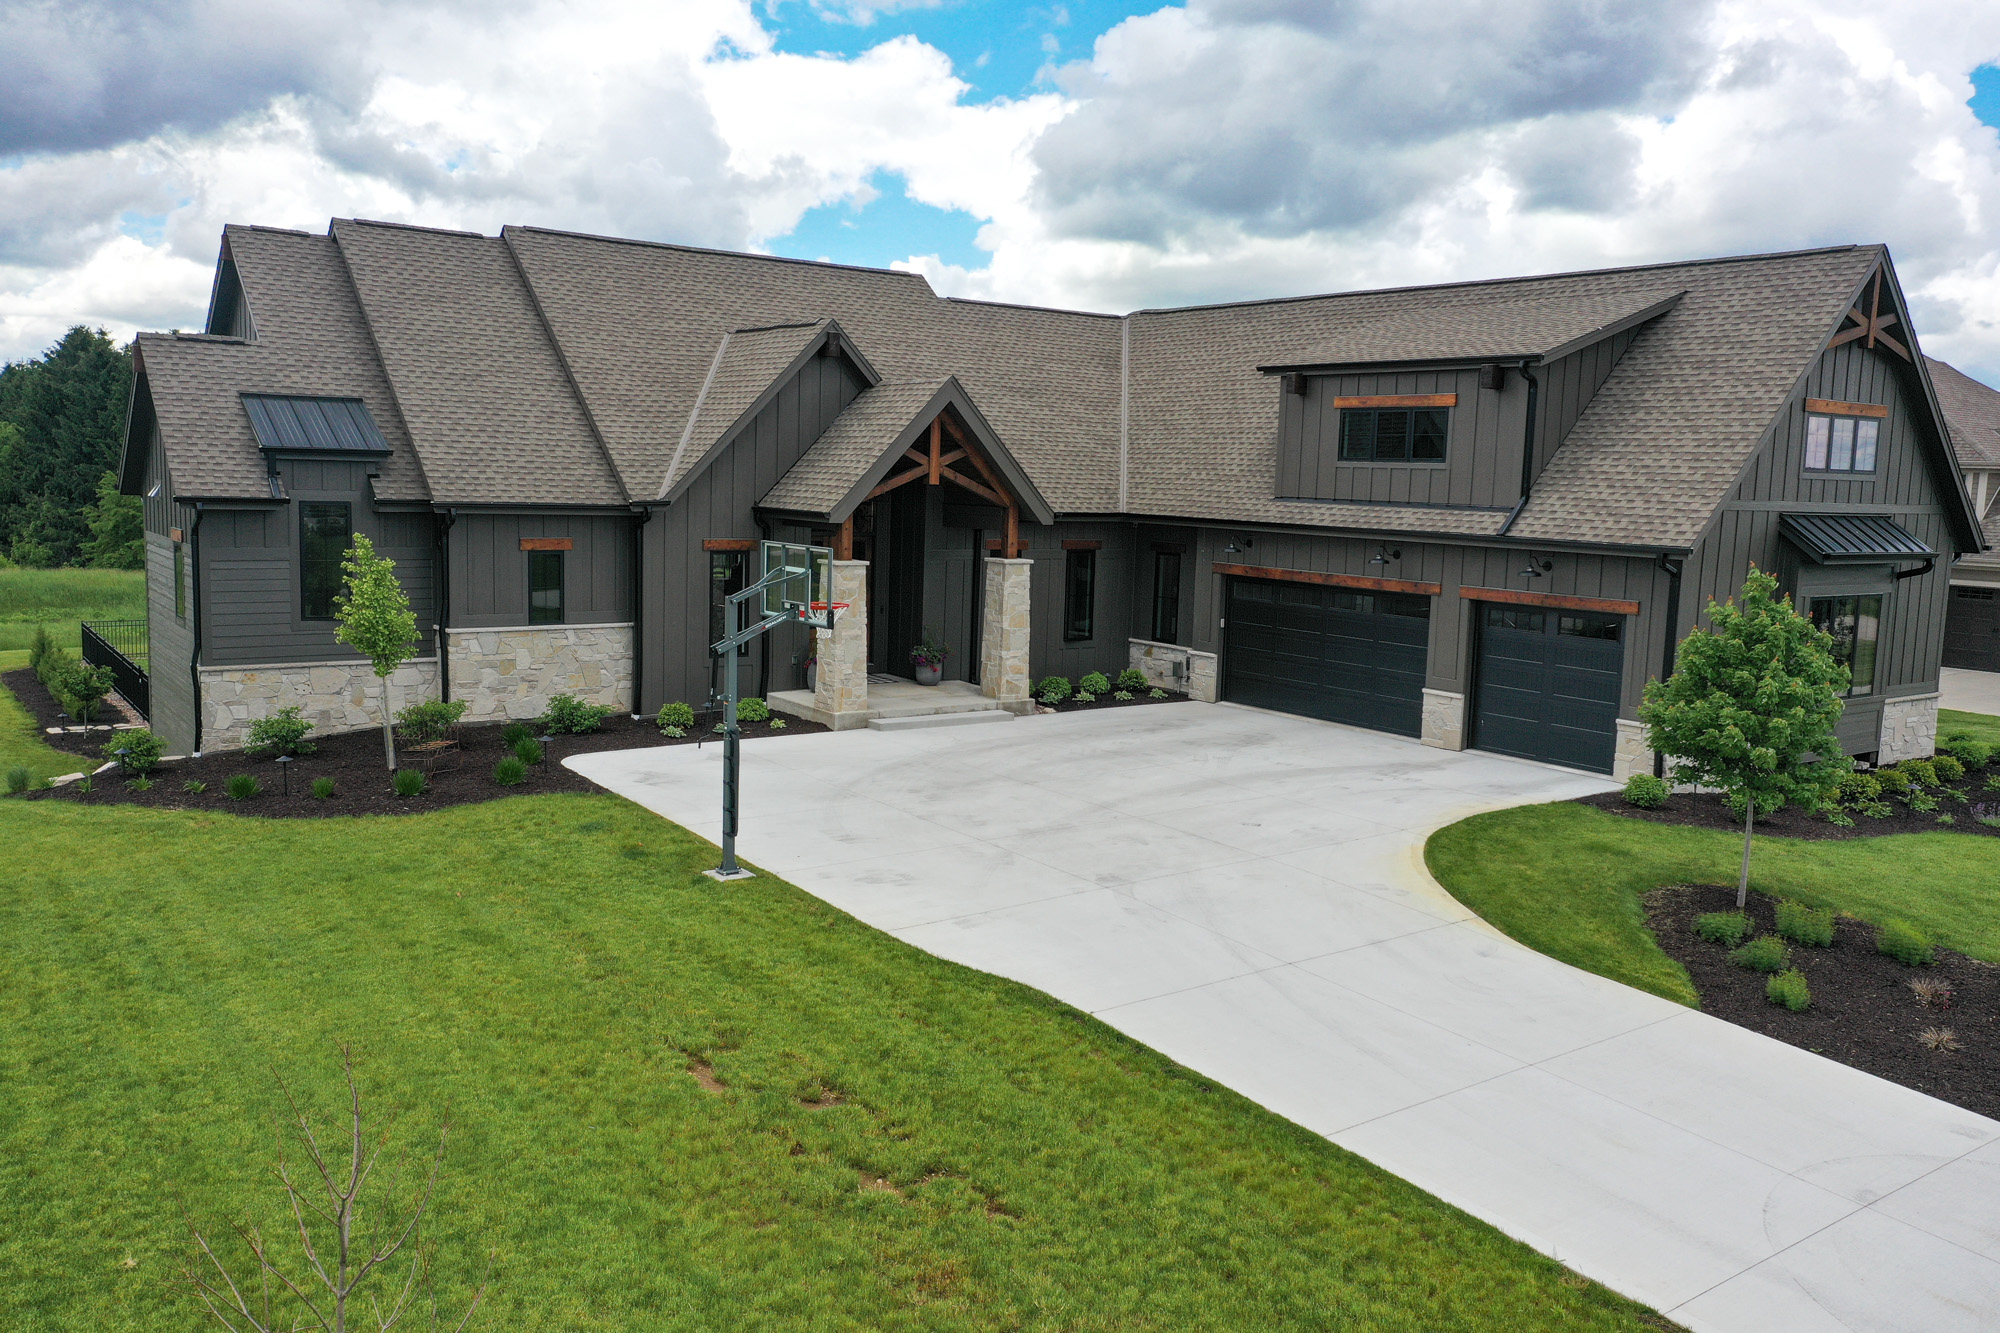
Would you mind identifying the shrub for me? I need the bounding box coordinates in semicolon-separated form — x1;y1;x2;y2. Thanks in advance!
1075;691;1097;704
660;726;686;739
1622;774;1669;809
1116;668;1148;692
5;765;30;795
311;776;336;800
1931;754;1966;784
1836;770;1881;808
104;728;165;775
657;701;696;731
246;706;317;757
769;718;788;729
126;775;153;792
1876;767;1912;795
1113;690;1134;700
1822;808;1855;827
27;623;55;675
1726;789;1781;821
1877;919;1935;966
1938;813;1956;825
394;698;468;745
735;697;771;723
1695;911;1751;947
391;769;428;798
183;779;208;794
1940;738;1992;768
1910;977;1955;1010
73;774;93;795
494;757;527;786
513;737;544;765
34;642;73;692
502;721;534;746
1766;969;1812;1012
1729;935;1790;973
1907;790;1939;813
541;693;613;734
226;774;261;801
56;659;115;724
1898;759;1938;788
1079;671;1112;697
1774;901;1835;947
1036;675;1072;704
1148;687;1167;699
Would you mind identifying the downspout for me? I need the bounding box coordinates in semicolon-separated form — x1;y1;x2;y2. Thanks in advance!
754;512;774;701
187;502;206;756
435;508;456;702
1654;552;1683;779
1496;360;1541;537
630;505;652;717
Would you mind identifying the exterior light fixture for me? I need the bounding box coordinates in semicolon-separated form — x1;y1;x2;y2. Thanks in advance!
1369;545;1402;566
1223;535;1254;555
1520;557;1553;580
275;753;293;796
114;745;130;774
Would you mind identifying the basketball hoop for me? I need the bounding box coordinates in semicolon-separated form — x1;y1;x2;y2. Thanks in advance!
807;602;850;614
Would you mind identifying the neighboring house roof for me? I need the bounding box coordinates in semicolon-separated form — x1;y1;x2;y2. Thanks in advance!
1926;356;2000;470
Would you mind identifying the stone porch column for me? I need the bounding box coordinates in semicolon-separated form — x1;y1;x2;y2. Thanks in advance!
981;558;1034;714
812;559;870;730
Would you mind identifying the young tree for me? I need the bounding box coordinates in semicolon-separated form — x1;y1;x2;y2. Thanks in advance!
333;535;418;770
1639;567;1850;906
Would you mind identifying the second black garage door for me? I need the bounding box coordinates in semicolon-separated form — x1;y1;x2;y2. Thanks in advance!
1473;603;1625;773
1944;585;2000;672
1222;578;1429;735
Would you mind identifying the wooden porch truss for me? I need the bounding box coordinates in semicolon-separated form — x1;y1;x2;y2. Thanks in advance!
835;409;1025;560
1829;267;1911;362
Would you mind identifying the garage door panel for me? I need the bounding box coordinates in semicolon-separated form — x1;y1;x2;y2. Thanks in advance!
1944;587;2000;672
1473;602;1624;773
1222;578;1430;737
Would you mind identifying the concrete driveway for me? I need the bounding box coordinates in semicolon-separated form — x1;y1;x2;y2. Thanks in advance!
569;703;2000;1333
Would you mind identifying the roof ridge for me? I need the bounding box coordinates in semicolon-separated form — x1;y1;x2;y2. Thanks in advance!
941;295;1123;320
732;319;829;335
1129;244;1874;317
503;223;939;284
332;217;488;240
224;223;316;238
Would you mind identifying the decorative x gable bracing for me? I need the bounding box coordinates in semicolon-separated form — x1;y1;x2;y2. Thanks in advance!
843;407;1028;558
1830;267;1911;362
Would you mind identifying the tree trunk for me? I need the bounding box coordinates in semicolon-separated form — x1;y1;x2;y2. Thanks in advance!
1736;792;1755;908
380;675;397;771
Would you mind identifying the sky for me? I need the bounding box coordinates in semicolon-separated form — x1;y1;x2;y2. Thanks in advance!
3;0;2000;384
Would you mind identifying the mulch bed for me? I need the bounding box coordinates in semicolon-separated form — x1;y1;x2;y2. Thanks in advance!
4;666;143;757
1042;688;1189;714
1648;884;2000;1119
19;709;825;819
1577;775;2000;841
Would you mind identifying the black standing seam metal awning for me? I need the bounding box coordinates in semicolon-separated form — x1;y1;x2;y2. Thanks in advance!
241;394;391;454
1779;512;1936;564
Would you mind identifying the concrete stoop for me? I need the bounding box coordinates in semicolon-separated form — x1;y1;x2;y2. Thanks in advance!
769;678;1020;732
867;710;1012;732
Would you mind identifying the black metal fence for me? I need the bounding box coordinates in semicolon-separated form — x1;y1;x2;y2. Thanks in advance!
81;619;149;720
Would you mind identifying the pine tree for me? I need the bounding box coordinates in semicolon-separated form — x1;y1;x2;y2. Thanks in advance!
79;470;144;569
1639;567;1849;906
0;328;134;565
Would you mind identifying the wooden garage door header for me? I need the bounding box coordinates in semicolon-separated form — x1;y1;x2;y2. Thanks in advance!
1213;562;1442;597
1462;586;1640;616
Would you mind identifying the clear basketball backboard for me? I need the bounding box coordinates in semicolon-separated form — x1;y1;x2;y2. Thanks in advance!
760;540;834;627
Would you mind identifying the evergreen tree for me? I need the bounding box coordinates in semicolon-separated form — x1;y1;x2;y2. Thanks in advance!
79;470;144;569
1639;568;1849;906
0;327;134;566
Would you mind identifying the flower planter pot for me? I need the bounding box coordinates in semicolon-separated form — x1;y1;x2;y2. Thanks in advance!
913;662;943;686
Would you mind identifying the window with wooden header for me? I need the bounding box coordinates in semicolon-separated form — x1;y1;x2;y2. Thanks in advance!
1804;399;1885;474
528;551;565;624
1339;405;1449;462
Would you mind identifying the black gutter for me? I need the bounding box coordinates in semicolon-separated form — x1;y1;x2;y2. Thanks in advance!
1894;557;1938;581
631;505;653;717
1653;553;1683;779
1496;360;1540;537
754;512;774;702
187;502;206;756
435;508;456;702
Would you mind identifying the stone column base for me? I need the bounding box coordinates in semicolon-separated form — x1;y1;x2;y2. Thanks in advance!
1421;688;1466;750
1879;693;1940;763
813;560;871;729
1611;719;1652;780
1128;638;1219;702
982;559;1033;706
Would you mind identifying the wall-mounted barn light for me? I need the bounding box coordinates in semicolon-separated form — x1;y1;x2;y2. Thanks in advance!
1369;545;1402;566
1224;535;1254;554
1520;556;1554;580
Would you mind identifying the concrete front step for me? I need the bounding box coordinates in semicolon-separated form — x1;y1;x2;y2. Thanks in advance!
867;710;1014;732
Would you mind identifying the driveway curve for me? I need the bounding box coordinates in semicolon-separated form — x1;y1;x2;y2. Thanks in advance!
569;702;2000;1333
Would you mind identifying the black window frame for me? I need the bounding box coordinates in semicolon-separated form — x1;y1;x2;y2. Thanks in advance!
1339;407;1449;464
1063;548;1096;642
528;551;565;625
1803;411;1881;475
299;501;352;621
1151;549;1182;643
1809;593;1882;697
709;550;749;662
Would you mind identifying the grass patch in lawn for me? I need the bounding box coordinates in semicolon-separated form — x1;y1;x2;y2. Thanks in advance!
1939;707;2000;748
0;650;81;784
0;796;1664;1332
0;566;145;656
1427;802;2000;1007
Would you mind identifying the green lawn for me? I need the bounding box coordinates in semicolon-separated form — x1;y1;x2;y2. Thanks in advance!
0;649;85;784
1940;707;2000;746
1427;801;2000;1006
0;796;1665;1332
0;566;145;656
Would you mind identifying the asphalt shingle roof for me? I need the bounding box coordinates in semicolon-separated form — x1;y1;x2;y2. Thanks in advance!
760;380;949;515
1268;289;1684;368
1926;356;2000;470
661;321;834;498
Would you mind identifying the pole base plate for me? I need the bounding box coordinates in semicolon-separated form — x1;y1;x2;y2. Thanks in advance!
704;867;757;882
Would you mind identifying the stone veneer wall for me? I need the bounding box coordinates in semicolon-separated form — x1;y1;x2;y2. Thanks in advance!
811;561;871;729
1420;689;1466;750
1878;693;1940;764
198;658;439;753
1611;719;1652;780
446;623;633;723
1126;638;1217;703
982;559;1034;712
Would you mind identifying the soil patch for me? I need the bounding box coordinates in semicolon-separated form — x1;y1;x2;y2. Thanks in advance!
1648;883;2000;1119
17;708;825;819
1577;775;2000;842
1043;688;1188;715
4;666;142;757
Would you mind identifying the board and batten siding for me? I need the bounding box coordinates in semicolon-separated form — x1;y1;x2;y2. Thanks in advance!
140;434;200;752
1021;521;1135;684
449;513;632;628
639;350;868;713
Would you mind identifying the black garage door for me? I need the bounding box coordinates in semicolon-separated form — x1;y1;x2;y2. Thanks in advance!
1222;578;1429;735
1473;604;1624;773
1944;585;2000;672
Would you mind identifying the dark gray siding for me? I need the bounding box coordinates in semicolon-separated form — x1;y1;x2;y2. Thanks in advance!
449;513;632;627
1689;339;1956;753
640;352;867;712
201;456;436;666
1024;521;1136;684
141;435;199;752
1130;524;1197;645
1530;330;1637;475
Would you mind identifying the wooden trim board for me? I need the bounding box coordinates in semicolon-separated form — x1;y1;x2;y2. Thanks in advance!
1213;562;1442;597
1331;393;1458;409
519;537;574;551
1804;398;1889;419
1062;539;1102;551
1461;586;1640;615
701;538;757;552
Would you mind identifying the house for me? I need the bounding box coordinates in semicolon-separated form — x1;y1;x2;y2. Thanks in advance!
116;221;1985;776
1928;356;2000;671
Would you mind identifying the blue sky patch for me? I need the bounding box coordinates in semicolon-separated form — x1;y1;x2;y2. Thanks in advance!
765;0;1166;104
118;211;168;245
1972;64;2000;130
771;170;986;269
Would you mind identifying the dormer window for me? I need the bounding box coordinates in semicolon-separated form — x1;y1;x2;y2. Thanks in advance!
1339;406;1448;463
1804;399;1885;474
